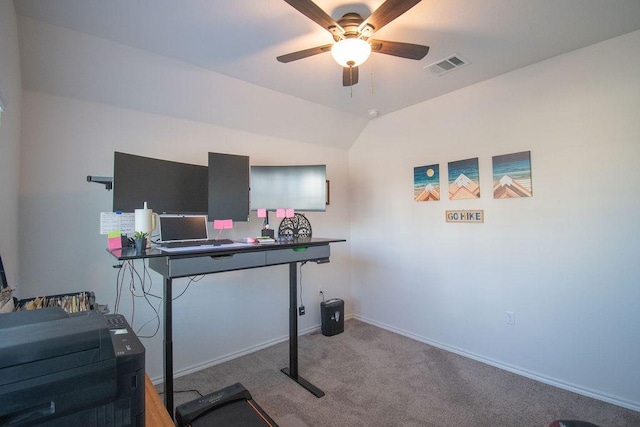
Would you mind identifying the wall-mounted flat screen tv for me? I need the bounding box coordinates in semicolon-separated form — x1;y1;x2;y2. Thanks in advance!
113;152;208;214
250;165;326;211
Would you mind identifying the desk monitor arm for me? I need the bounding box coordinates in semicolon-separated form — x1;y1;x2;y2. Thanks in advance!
87;175;113;191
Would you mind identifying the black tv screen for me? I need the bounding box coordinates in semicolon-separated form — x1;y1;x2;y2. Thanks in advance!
250;165;326;211
113;152;208;214
208;152;250;222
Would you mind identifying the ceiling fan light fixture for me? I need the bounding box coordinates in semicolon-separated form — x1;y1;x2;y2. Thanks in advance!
331;38;371;67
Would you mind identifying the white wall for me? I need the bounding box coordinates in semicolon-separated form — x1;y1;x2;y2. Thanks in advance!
0;0;21;288
349;30;640;410
16;25;351;379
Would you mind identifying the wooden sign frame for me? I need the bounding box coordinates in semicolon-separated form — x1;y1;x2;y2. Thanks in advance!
445;210;484;223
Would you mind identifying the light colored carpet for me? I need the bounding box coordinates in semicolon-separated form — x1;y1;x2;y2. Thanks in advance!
165;319;640;426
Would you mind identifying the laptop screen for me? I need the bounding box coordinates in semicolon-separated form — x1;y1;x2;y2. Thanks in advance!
159;215;209;243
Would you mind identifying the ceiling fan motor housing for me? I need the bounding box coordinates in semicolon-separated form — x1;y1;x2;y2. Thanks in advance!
332;12;372;41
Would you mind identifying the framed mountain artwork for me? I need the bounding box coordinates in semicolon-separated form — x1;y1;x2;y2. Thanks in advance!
492;151;533;198
448;158;480;200
414;164;440;202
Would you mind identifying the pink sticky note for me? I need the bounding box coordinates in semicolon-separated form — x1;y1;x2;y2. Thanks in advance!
223;219;233;229
213;220;224;230
285;208;295;218
257;208;267;218
276;209;285;218
107;231;122;250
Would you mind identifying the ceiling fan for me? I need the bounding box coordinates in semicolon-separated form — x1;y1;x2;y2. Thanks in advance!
277;0;429;87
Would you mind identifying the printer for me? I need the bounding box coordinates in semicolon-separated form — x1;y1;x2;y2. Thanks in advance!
0;307;145;426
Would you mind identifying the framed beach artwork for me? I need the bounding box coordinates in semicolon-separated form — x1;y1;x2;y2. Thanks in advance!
492;151;533;198
414;164;440;201
448;157;480;200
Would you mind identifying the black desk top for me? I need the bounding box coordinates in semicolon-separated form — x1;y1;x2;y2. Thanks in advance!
108;237;346;261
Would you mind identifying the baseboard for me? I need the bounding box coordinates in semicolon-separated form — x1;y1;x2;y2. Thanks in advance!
150;319;350;383
353;314;640;413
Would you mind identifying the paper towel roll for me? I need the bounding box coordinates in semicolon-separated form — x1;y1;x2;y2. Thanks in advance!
134;207;152;234
134;202;156;248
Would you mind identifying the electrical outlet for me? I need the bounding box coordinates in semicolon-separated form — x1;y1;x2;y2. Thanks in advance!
298;306;305;316
506;311;515;325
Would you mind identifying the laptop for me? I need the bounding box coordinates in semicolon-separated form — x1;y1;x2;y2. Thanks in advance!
158;215;234;250
159;215;209;244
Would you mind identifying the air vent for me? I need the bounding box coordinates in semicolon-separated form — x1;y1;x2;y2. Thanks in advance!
424;54;469;76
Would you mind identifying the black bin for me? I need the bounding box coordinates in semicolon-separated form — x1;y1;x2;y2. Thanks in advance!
321;298;344;336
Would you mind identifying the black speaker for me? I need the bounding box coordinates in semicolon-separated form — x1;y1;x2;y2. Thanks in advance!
321;298;344;336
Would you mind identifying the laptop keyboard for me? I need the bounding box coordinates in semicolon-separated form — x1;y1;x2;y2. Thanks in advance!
161;239;234;248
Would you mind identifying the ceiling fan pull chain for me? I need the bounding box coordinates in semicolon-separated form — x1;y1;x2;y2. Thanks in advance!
370;58;375;95
350;66;354;98
370;72;374;94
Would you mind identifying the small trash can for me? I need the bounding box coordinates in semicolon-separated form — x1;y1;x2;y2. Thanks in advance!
321;298;344;336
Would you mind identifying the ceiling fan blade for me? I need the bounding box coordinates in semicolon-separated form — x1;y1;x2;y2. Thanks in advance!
277;44;333;63
284;0;343;33
370;39;429;60
343;66;359;87
360;0;421;33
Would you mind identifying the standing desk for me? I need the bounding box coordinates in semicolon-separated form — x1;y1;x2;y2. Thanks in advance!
110;237;344;416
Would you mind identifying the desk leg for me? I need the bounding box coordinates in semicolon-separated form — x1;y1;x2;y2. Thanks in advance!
281;262;325;398
163;277;174;416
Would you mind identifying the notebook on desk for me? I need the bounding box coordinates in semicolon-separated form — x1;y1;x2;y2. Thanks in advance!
158;215;235;250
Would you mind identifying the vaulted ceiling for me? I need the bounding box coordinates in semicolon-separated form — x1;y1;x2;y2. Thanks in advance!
13;0;640;147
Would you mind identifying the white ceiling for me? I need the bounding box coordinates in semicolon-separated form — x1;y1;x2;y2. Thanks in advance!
13;0;640;120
